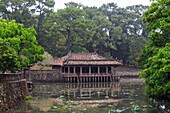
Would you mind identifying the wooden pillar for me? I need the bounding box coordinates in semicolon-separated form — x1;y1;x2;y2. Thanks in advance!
86;77;88;82
67;77;70;82
89;67;91;75
68;66;70;74
106;76;108;82
118;76;120;82
98;66;100;74
80;77;82;83
74;67;76;74
106;66;108;74
73;77;75;82
77;77;79;83
70;77;72;82
80;66;82;75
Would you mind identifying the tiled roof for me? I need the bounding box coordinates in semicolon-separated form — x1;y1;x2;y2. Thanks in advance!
67;53;106;60
51;55;68;66
51;52;122;66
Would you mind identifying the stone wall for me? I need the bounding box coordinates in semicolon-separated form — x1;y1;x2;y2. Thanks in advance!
24;70;62;82
0;74;28;111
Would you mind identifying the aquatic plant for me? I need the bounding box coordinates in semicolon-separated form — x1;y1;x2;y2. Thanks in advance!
67;100;73;107
108;102;113;107
148;98;156;103
59;95;65;99
25;96;32;101
64;89;71;95
62;105;67;110
51;106;57;109
111;108;127;113
131;104;140;113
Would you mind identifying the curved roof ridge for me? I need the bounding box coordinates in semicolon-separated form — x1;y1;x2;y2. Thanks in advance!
93;52;107;60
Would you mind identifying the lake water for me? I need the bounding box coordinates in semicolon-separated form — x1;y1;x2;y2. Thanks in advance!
11;78;170;113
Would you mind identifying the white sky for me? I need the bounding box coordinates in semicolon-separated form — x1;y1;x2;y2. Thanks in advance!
54;0;151;11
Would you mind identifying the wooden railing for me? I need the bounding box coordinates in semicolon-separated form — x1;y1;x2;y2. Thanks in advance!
61;70;141;78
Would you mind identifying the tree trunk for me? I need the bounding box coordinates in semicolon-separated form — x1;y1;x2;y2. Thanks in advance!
67;28;71;52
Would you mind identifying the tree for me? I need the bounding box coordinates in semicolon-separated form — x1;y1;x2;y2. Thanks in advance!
34;0;55;43
42;3;93;57
125;5;149;65
99;3;130;63
42;3;113;58
0;0;55;45
99;3;149;64
0;0;36;27
83;6;112;57
0;19;44;73
140;0;170;97
141;43;170;97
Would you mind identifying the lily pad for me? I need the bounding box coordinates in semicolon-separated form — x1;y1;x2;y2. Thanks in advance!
111;108;127;113
51;106;57;109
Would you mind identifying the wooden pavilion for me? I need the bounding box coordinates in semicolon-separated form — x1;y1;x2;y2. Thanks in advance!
51;52;122;82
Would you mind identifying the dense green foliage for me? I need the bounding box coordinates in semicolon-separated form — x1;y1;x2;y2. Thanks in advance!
0;19;44;73
42;3;149;63
99;4;149;63
0;0;149;65
140;0;170;97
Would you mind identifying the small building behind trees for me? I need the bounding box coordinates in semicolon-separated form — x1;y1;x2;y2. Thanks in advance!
51;52;122;82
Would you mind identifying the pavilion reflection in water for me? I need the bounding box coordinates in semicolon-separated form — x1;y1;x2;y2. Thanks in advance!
64;82;122;100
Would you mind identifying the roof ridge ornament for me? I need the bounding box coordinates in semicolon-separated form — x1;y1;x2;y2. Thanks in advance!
68;50;72;55
94;51;98;55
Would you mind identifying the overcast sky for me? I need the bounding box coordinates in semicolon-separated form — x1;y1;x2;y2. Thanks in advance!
54;0;151;11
